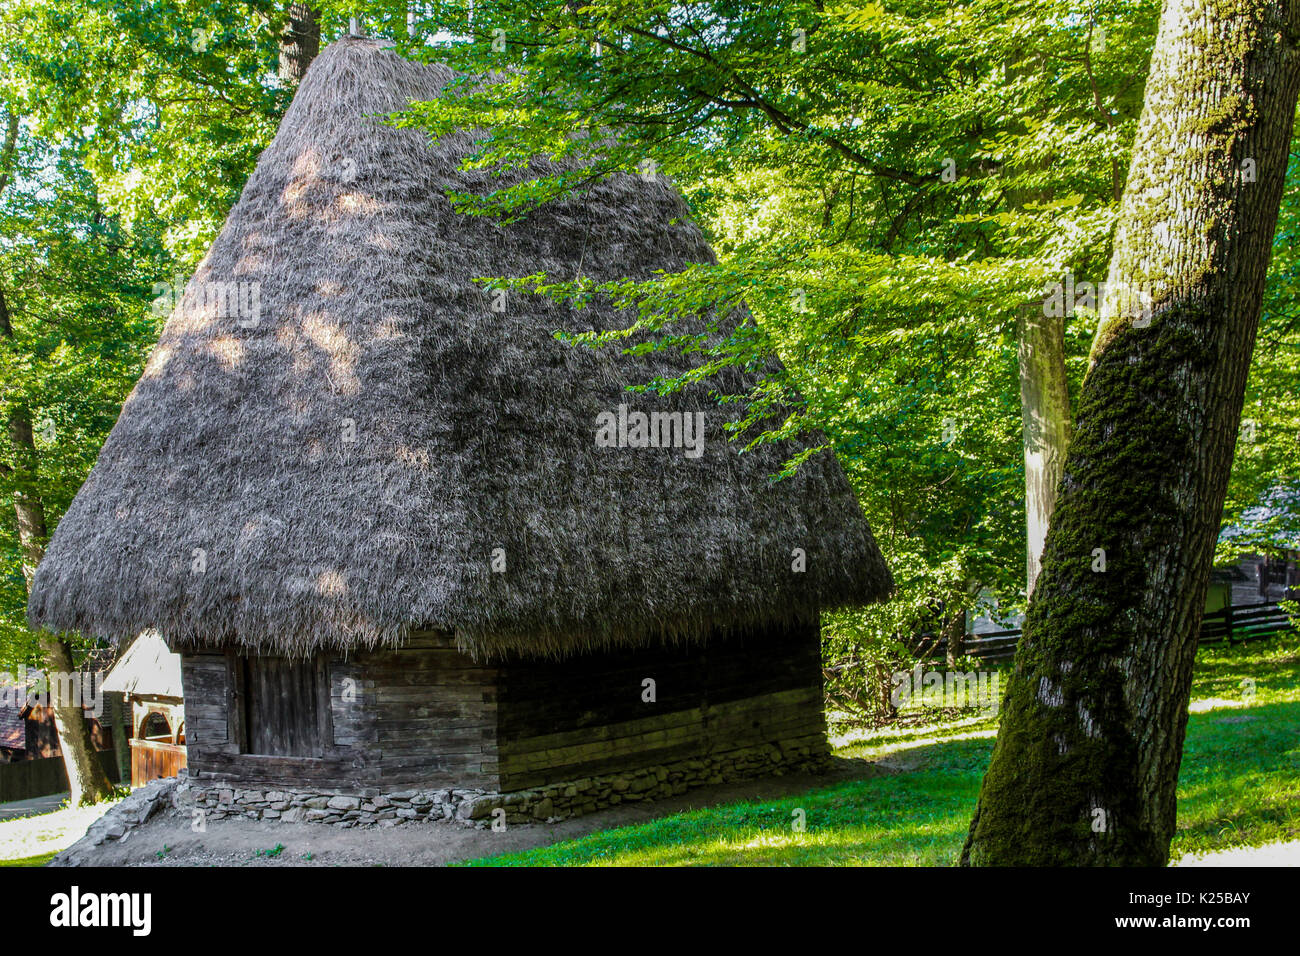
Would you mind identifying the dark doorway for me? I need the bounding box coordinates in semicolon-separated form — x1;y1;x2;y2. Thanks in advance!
239;656;324;757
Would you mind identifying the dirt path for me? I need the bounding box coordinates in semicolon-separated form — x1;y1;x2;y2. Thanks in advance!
55;758;887;867
0;797;121;861
0;792;73;821
1172;840;1300;866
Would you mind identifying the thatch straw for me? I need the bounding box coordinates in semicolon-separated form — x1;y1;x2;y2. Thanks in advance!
27;37;892;660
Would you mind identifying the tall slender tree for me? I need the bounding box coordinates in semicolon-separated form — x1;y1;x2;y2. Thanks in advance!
0;186;113;805
0;0;284;800
963;0;1300;865
1019;300;1073;596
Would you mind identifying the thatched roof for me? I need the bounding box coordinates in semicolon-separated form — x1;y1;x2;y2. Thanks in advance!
28;37;891;659
102;631;184;699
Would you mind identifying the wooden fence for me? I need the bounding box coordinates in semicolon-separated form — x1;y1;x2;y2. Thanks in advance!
1198;602;1295;644
130;739;187;787
0;750;120;804
922;601;1296;664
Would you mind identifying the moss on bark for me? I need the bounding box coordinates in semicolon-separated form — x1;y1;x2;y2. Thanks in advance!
963;0;1300;866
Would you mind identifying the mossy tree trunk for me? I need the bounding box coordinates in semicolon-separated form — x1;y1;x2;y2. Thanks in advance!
963;0;1300;866
36;632;114;804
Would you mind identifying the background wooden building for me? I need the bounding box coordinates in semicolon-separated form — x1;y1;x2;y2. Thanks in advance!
102;631;187;786
0;686;115;763
0;683;120;803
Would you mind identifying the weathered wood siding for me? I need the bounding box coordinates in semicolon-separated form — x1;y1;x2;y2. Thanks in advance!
362;632;498;789
496;618;826;791
181;624;822;795
180;632;497;791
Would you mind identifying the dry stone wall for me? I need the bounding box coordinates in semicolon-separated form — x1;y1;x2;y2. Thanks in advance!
188;738;828;828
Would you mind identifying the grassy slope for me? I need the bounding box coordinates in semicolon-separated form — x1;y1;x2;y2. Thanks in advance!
468;634;1300;866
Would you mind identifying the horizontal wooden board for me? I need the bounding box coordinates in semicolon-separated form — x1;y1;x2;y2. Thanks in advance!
496;619;825;788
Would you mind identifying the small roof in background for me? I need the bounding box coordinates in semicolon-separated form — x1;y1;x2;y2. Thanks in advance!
102;631;183;699
0;696;25;750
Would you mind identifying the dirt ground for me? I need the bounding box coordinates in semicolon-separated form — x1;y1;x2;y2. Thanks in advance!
54;758;888;867
1172;840;1300;866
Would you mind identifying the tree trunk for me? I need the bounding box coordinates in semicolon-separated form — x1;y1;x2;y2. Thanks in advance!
1018;303;1072;596
38;635;114;804
107;691;132;784
944;607;966;668
963;0;1300;866
0;286;115;805
278;3;321;85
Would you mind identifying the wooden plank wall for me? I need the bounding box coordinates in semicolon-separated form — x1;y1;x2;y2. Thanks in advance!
130;738;187;787
0;750;120;802
363;632;498;790
240;656;324;757
180;633;497;792
181;623;820;795
496;617;825;791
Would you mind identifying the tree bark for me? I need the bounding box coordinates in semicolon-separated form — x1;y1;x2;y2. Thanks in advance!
0;284;115;805
1018;303;1072;596
37;635;114;804
963;0;1300;866
944;607;966;668
278;3;322;85
106;691;131;784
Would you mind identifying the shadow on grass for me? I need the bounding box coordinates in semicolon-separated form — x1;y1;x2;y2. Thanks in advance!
469;737;993;867
1173;698;1300;856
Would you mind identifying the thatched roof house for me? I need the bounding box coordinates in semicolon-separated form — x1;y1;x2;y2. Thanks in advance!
28;38;890;817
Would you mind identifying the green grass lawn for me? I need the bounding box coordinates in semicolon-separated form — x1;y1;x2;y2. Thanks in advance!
468;634;1300;866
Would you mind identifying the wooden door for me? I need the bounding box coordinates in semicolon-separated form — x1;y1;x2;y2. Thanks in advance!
239;656;323;757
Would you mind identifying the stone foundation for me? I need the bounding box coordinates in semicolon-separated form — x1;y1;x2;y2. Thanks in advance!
186;739;829;829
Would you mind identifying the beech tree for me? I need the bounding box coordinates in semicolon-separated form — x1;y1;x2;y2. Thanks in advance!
963;0;1300;865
